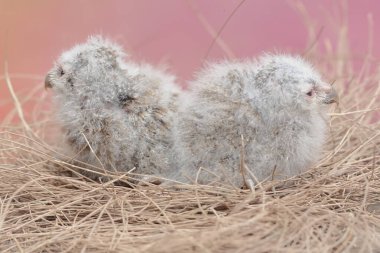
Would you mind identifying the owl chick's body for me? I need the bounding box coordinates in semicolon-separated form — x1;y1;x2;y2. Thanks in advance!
45;36;180;180
171;55;337;186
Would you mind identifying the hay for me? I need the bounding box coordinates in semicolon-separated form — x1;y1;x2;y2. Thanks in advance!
1;4;380;253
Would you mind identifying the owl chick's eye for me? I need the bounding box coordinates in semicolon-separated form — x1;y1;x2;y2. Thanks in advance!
118;93;135;104
58;67;65;76
306;90;314;97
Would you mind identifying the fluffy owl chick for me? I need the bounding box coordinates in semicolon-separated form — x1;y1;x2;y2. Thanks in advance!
45;36;180;181
172;55;337;187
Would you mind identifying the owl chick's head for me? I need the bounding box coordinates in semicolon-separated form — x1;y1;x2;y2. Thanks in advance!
253;54;337;113
45;36;130;108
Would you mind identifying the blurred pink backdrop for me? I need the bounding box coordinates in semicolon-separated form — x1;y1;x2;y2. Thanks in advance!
0;0;379;120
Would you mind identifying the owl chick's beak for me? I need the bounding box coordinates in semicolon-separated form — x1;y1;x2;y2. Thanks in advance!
45;74;52;90
322;88;338;104
319;83;338;105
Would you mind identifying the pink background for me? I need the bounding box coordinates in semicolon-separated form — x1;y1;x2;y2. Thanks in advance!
0;0;379;120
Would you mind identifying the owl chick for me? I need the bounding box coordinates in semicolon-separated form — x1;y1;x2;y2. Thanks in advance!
45;36;180;181
171;55;337;187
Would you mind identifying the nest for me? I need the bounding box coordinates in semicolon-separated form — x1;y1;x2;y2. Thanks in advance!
1;4;380;253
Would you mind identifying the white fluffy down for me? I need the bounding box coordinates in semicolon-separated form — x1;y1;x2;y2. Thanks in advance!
46;36;180;181
170;55;334;186
46;37;335;187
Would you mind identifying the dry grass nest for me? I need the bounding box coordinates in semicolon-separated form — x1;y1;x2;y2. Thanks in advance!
0;62;379;253
1;12;380;253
